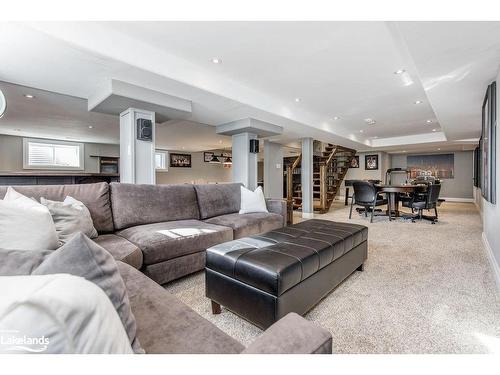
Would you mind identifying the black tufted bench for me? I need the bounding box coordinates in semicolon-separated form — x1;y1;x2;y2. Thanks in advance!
205;219;368;329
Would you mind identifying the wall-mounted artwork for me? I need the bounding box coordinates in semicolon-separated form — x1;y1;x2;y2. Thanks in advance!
204;152;215;163
481;81;496;204
407;154;454;179
365;154;378;170
170;153;191;168
350;155;359;168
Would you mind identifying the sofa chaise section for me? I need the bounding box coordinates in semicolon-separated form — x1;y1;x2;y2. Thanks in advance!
116;220;233;284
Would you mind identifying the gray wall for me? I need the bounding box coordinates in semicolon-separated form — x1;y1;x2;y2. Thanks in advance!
482;67;500;270
390;151;473;199
0;134;232;185
339;151;389;197
0;134;119;173
155;150;231;185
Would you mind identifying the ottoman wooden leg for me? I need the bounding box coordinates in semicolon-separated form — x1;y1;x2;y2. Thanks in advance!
357;263;364;272
211;300;221;314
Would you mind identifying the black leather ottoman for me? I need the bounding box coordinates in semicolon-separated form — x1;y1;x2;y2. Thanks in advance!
205;219;368;329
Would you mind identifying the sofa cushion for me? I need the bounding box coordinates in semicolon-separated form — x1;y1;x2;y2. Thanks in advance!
194;183;242;219
0;183;114;233
0;233;143;353
116;220;233;266
117;261;244;354
204;212;283;239
93;234;143;270
110;183;200;230
0;274;134;354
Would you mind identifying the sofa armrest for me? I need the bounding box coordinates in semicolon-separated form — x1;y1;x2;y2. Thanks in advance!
241;313;332;354
265;198;287;227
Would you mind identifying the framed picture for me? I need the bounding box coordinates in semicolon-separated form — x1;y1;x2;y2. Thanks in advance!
349;155;359;168
204;152;214;163
407;154;454;179
365;154;378;170
482;81;496;203
170;153;191;168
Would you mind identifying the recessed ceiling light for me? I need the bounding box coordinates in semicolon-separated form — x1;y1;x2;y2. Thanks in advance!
295;98;301;102
402;150;407;153
24;94;35;99
182;146;186;150
437;148;441;150
426;120;433;124
414;100;423;105
359;130;364;133
211;58;222;64
219;140;223;144
394;69;406;75
333;116;340;120
432;129;437;132
88;125;93;129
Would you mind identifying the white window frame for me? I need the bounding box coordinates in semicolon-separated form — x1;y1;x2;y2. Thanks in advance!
23;138;85;171
155;150;169;172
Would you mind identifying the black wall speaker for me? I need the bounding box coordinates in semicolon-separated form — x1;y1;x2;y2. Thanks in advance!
249;139;259;153
137;118;153;142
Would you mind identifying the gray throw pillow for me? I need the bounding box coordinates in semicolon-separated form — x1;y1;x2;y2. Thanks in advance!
41;196;98;245
0;233;143;353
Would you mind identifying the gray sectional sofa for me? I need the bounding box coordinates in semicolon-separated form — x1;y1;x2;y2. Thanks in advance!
0;182;333;354
0;182;286;284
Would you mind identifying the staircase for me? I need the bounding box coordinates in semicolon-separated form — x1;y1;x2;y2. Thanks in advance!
285;143;356;214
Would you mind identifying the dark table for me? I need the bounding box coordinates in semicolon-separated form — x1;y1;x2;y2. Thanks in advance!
375;184;427;219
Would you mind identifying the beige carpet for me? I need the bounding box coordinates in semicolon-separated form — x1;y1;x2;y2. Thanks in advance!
164;202;500;353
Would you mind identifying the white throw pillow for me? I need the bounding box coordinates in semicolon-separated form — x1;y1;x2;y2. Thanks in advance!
239;186;268;214
0;274;133;354
0;187;59;250
41;195;98;245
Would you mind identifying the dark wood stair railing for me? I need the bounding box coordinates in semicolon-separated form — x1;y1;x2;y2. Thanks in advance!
285;143;356;215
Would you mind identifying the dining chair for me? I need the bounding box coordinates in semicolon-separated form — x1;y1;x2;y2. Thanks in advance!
402;183;441;223
350;181;388;223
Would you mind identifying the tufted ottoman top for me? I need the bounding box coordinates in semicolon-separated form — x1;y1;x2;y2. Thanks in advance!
206;219;368;296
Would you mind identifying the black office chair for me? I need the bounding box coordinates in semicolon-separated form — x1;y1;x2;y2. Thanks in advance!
402;183;441;223
349;181;388;223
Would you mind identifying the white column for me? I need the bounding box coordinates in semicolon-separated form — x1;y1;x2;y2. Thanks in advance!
301;137;314;218
119;108;156;184
263;141;283;198
232;132;258;190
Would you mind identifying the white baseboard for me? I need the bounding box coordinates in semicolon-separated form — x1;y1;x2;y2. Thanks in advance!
302;212;315;219
441;197;475;203
482;232;500;292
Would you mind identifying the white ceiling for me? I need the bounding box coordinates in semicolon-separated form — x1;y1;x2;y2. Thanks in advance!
0;80;119;144
0;80;235;152
1;21;498;152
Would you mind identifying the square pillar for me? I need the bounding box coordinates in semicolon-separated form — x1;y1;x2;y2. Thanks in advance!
301;137;314;218
119;108;155;184
232;132;258;190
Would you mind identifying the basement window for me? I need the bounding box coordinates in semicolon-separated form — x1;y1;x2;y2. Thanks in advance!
23;138;84;170
155;150;168;171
